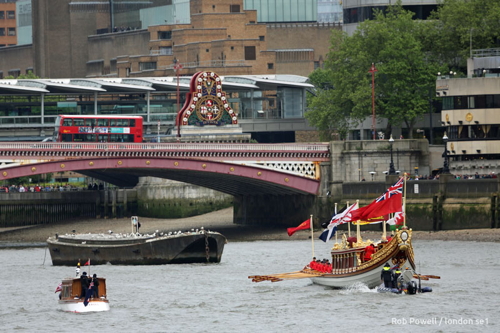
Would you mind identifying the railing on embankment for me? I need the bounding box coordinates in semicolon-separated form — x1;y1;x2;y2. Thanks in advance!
333;178;500;231
0;189;137;228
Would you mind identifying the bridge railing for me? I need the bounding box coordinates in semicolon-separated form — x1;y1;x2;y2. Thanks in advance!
0;142;330;153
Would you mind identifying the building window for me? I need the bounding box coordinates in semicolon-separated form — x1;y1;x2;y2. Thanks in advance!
158;31;172;40
159;47;172;55
0;11;4;20
0;28;4;36
244;46;256;60
7;11;15;19
8;28;16;36
230;5;240;13
267;63;274;70
0;72;3;79
259;36;265;41
139;62;157;71
8;69;20;78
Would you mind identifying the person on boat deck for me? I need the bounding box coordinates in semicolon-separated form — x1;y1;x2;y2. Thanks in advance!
80;272;90;297
91;274;100;298
309;257;317;269
381;263;394;288
364;244;376;261
392;266;402;288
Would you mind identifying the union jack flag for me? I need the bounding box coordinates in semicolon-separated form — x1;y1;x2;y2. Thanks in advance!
375;177;403;202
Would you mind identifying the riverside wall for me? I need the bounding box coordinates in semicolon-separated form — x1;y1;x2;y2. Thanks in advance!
1;179;499;231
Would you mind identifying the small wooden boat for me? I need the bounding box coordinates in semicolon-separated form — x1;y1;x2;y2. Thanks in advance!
57;276;110;313
47;228;226;266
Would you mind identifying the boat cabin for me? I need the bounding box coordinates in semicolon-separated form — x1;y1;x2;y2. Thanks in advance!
60;277;107;300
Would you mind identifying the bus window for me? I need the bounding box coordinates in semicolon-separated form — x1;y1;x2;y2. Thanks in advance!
130;119;136;127
73;134;84;142
63;119;73;126
98;134;108;142
110;119;118;127
116;119;128;126
97;118;108;126
86;118;97;127
62;134;72;142
74;118;84;126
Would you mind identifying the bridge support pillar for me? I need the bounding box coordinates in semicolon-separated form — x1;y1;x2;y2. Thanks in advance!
233;194;316;226
111;189;117;218
104;190;108;218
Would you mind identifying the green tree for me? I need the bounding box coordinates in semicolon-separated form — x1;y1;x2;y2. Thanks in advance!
424;0;500;70
307;4;443;139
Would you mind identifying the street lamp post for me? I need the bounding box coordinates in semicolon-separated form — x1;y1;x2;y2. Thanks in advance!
389;134;396;175
173;58;183;138
442;132;450;174
368;63;378;140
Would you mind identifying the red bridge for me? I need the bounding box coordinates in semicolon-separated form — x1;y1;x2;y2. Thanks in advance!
0;142;330;196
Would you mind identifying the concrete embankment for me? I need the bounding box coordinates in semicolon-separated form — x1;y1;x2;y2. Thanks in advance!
1;208;499;245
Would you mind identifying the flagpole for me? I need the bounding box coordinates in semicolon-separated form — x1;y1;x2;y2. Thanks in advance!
403;173;407;228
382;212;388;241
356;200;360;244
356;220;361;243
310;214;315;259
334;203;338;244
347;201;351;237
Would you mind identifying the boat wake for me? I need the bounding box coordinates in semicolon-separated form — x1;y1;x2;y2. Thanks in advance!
339;282;377;294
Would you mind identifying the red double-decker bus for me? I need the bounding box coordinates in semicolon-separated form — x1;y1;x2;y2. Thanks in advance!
53;115;144;143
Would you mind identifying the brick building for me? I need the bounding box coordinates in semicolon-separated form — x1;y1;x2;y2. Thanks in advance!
0;0;338;79
0;1;17;48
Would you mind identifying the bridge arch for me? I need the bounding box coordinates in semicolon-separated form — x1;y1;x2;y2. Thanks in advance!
0;158;320;196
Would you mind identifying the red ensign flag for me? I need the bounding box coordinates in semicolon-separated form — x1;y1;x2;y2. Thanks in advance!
287;219;311;236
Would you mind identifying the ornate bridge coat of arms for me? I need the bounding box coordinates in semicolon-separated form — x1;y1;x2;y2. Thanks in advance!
177;71;238;127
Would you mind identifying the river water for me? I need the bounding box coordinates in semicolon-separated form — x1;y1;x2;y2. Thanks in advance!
1;239;498;333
